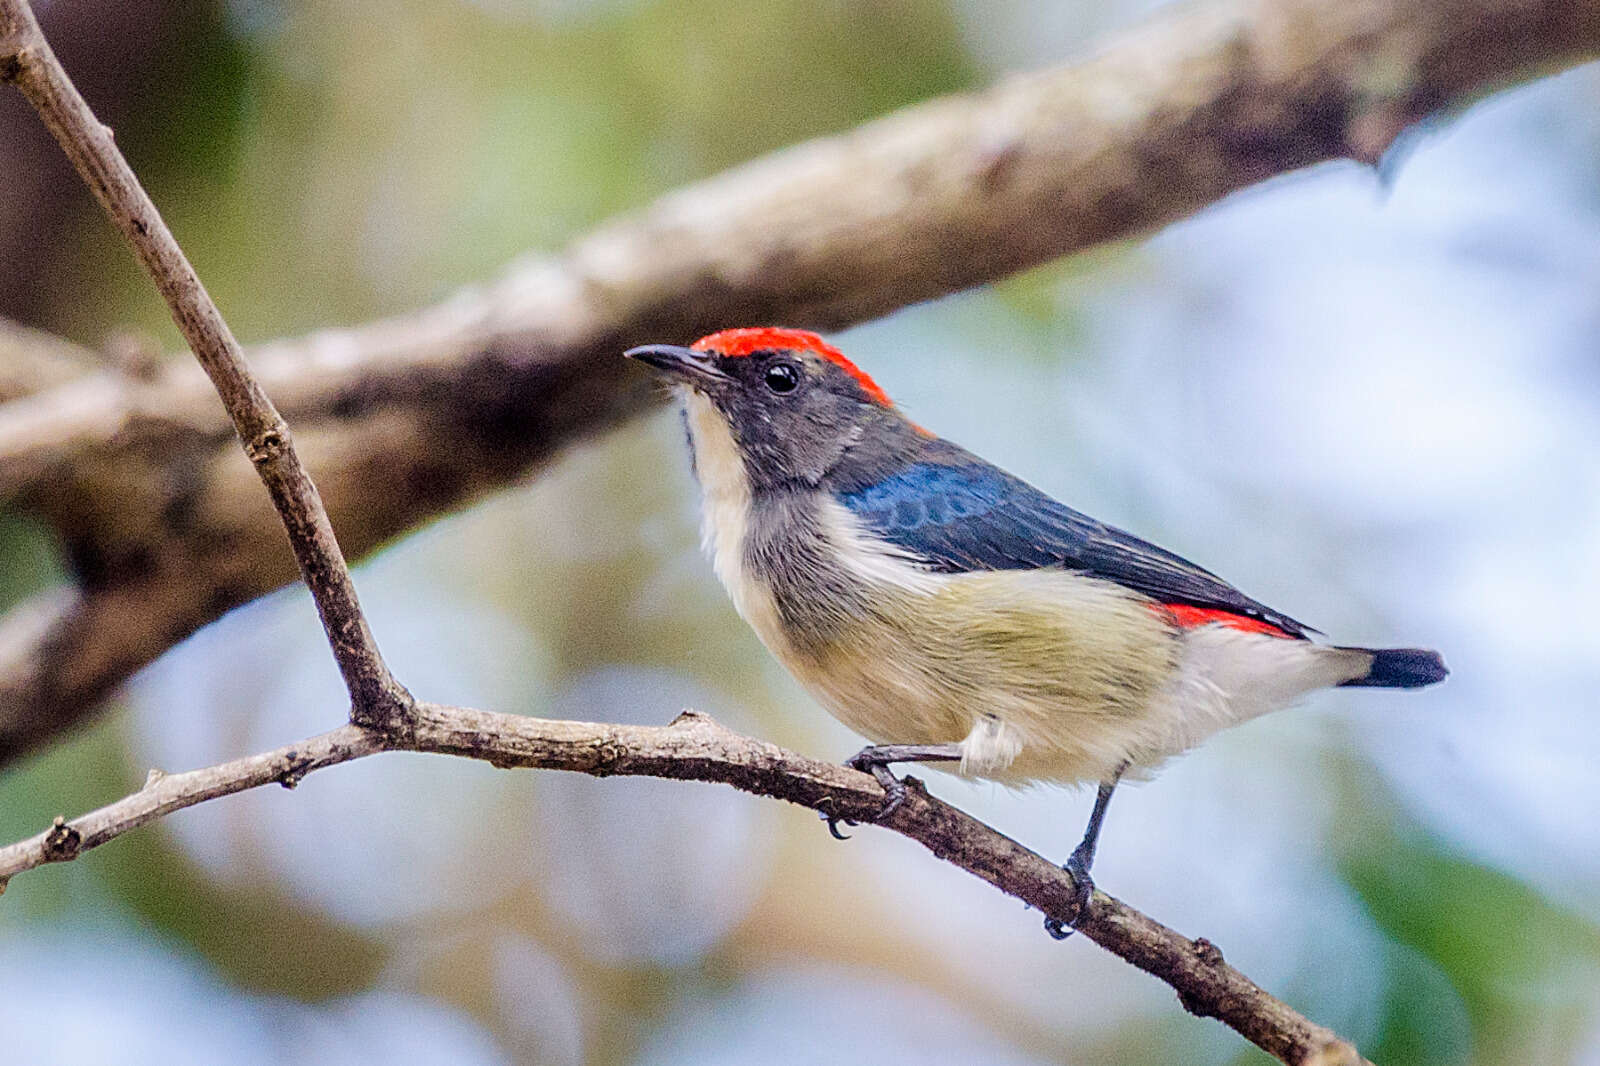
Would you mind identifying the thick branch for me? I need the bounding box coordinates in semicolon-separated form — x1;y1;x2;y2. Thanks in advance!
0;705;1368;1066
0;0;407;726
0;317;102;403
2;0;1597;762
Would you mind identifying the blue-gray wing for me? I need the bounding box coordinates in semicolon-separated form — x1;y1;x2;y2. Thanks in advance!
836;452;1310;637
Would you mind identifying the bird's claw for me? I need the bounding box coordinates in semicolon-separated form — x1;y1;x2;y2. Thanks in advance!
848;754;908;821
1043;851;1096;940
821;810;856;840
866;772;907;821
823;751;910;840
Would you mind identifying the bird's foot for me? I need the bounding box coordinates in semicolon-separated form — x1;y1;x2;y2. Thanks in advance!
824;744;954;839
1042;847;1096;940
847;749;910;820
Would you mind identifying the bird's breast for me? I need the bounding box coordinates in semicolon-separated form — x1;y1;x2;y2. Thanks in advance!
674;407;1198;784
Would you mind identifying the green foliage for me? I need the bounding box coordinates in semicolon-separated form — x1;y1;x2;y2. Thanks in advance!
1344;819;1600;1065
122;0;253;183
0;512;62;612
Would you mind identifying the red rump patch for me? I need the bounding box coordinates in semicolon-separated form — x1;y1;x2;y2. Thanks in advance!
1162;603;1294;638
692;327;892;408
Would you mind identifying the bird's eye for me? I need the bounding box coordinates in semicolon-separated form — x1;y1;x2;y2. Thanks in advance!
763;362;800;394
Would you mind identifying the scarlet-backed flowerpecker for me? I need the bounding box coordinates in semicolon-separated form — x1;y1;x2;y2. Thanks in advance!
626;328;1446;935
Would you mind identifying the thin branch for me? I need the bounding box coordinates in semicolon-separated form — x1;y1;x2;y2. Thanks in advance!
0;704;1368;1066
0;0;408;728
1;0;1597;762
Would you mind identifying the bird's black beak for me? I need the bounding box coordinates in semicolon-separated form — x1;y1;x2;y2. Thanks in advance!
624;344;731;387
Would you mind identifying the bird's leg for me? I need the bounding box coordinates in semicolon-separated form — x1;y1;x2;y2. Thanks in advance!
823;743;964;839
1044;764;1126;940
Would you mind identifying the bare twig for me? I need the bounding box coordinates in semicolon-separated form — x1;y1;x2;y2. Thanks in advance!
0;705;1368;1066
1;0;1597;762
0;0;408;728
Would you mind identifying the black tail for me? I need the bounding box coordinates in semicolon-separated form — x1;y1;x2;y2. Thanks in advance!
1337;647;1449;689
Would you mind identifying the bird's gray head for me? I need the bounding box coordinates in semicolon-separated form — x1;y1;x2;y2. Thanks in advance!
626;328;921;489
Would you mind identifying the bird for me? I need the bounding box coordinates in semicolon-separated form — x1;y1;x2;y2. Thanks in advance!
625;327;1446;936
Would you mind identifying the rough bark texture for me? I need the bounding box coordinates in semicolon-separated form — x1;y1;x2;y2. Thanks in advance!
1;0;1597;760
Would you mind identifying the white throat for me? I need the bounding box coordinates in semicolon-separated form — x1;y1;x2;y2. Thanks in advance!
679;388;783;644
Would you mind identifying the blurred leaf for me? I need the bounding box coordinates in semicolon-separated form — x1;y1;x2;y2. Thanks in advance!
1343;827;1600;1065
95;825;388;1001
0;512;64;613
1363;942;1473;1066
46;1;255;345
122;0;253;184
0;709;130;918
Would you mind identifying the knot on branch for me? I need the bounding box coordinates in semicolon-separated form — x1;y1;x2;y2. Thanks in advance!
590;741;626;775
244;424;288;466
42;816;81;861
1176;937;1228;1019
277;751;311;789
0;51;22;83
669;708;712;727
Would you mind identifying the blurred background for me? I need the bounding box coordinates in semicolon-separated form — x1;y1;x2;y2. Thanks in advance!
2;0;1598;1063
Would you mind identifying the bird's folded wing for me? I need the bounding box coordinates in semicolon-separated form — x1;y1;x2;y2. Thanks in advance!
836;447;1311;638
